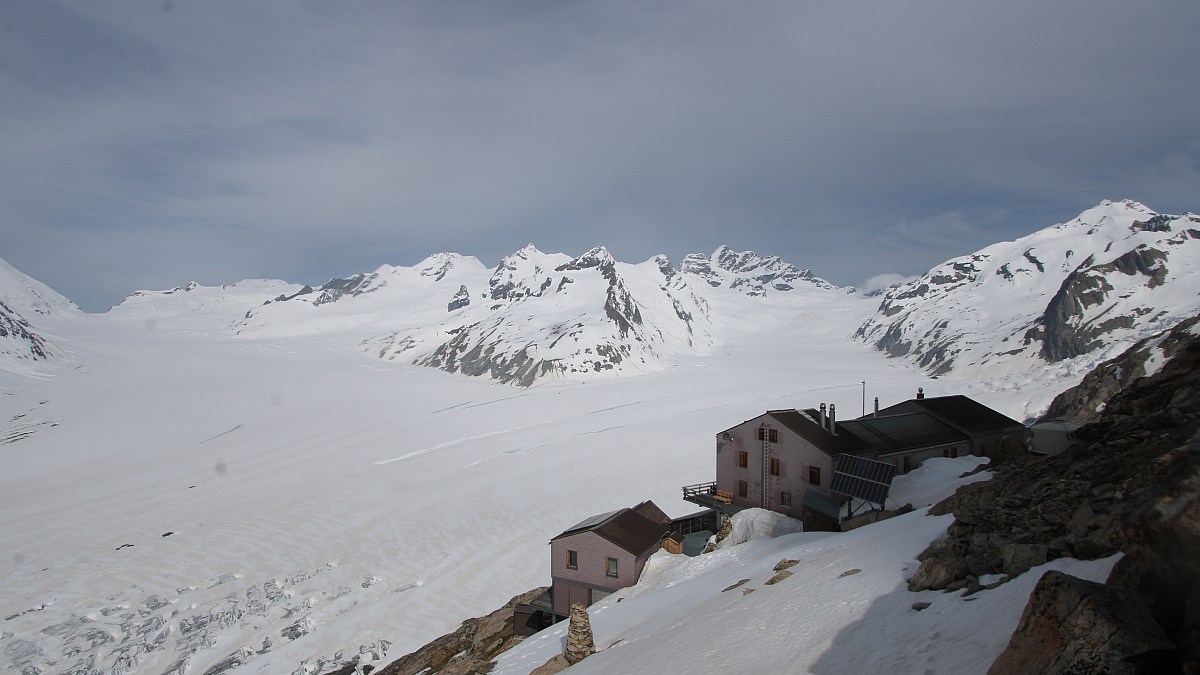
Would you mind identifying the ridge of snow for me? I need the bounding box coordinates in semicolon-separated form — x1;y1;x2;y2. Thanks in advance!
0;257;80;318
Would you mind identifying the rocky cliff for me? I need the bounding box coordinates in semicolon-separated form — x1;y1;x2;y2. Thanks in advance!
910;310;1200;672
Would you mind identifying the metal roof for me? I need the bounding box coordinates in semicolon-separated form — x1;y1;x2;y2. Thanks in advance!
765;409;871;456
551;505;669;557
838;412;967;451
557;509;622;537
882;395;1022;434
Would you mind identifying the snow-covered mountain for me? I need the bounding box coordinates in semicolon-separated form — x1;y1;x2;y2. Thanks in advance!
855;200;1200;377
109;279;304;331
0;258;78;372
681;244;836;295
236;245;839;386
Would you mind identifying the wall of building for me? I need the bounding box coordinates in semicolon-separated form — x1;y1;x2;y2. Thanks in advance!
550;530;640;615
715;413;832;520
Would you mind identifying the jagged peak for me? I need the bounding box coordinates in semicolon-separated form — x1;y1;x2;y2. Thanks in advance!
556;246;615;272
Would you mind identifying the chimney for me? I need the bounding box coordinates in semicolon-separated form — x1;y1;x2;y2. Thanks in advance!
917;387;925;400
874;396;879;416
819;403;827;430
829;403;837;435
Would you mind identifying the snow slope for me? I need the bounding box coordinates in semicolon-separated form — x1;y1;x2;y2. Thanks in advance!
0;257;79;374
856;200;1200;383
494;458;1120;675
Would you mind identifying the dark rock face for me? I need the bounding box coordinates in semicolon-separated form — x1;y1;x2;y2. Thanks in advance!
988;571;1174;675
910;310;1200;671
312;273;381;306
375;587;547;675
0;300;51;360
1031;246;1169;363
1040;314;1200;426
447;285;471;312
416;322;565;388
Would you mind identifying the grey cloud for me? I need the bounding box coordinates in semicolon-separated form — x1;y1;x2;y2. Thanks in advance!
1;0;1198;310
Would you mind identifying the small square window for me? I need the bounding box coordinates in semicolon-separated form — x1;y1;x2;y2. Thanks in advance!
606;557;618;578
738;451;748;468
566;550;578;570
781;491;792;507
759;428;778;442
770;457;781;476
770;429;779;443
809;466;821;486
738;480;748;498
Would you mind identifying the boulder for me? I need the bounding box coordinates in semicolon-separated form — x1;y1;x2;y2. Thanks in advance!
907;557;966;592
988;570;1174;674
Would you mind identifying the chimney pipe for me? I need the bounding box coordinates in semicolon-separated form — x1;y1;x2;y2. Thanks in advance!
819;403;827;430
829;404;837;435
874;396;879;416
917;387;925;400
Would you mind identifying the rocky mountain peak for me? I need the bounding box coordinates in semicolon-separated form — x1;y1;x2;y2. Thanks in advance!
555;246;615;272
680;246;833;296
856;200;1200;377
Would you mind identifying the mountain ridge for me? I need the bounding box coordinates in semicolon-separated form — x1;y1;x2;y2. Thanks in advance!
855;199;1200;378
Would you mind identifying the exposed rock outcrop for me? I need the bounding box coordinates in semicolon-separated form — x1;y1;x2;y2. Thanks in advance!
909;310;1200;671
375;587;547;675
988;571;1174;674
1039;313;1200;426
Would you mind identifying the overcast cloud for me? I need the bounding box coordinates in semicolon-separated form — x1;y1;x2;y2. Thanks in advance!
2;1;1197;310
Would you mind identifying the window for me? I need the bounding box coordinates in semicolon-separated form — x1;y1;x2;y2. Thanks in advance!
943;447;958;459
605;557;618;578
780;491;792;507
566;550;578;570
738;451;748;468
809;466;821;486
770;457;781;476
738;480;748;498
757;428;779;442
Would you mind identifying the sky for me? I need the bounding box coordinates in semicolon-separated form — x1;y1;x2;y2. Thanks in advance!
1;1;1198;312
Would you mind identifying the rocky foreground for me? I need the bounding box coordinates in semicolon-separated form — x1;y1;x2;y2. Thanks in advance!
911;313;1200;672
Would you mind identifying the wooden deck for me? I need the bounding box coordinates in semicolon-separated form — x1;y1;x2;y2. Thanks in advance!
681;481;745;515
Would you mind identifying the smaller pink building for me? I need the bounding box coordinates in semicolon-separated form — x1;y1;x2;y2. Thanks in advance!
548;501;669;617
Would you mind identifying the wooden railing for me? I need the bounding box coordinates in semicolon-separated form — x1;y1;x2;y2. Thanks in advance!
681;481;717;500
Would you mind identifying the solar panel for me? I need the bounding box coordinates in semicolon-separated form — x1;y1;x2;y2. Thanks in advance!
562;509;621;534
830;455;896;506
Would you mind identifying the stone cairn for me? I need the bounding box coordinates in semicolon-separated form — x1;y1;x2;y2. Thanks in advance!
564;603;596;664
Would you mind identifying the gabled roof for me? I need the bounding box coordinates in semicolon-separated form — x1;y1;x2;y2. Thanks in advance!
766;409;871;456
838;412;967;452
551;504;669;556
899;395;1022;434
